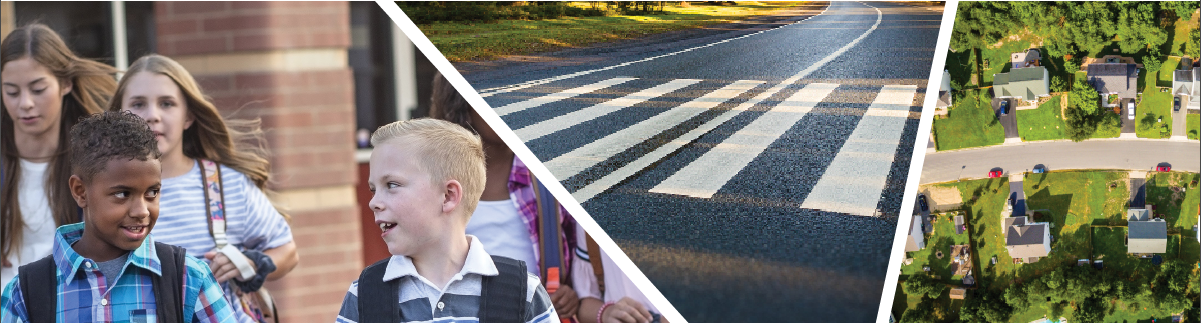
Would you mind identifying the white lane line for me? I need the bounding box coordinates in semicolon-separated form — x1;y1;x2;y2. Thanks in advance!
513;79;700;141
650;83;840;198
494;77;637;116
571;2;884;203
476;3;839;98
800;85;918;216
545;80;764;180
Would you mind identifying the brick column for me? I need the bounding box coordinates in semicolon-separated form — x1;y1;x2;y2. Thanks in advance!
154;2;360;321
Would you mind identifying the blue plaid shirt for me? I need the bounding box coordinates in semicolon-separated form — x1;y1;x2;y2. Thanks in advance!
0;223;236;323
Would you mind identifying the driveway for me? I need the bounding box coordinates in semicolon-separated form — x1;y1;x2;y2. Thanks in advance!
993;97;1019;139
1171;95;1187;139
1121;98;1136;134
1128;171;1146;208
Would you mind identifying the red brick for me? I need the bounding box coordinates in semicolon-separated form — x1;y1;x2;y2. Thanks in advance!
170;2;229;16
157;18;201;37
169;35;229;56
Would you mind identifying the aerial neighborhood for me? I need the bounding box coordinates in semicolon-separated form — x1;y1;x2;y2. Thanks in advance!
897;2;1201;323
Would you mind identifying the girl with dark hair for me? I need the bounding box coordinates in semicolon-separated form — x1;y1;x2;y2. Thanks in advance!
1;23;118;289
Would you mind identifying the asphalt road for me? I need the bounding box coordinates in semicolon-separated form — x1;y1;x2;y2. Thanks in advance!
921;140;1201;184
457;2;942;322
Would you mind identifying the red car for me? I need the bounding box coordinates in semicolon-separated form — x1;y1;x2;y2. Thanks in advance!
988;170;1003;178
1156;165;1171;172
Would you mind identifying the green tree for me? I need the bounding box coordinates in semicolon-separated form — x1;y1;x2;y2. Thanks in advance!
901;303;936;323
904;273;945;299
1070;78;1100;115
1154;261;1194;313
1186;28;1200;58
962;290;1014;323
1074;296;1109;322
1116;2;1167;54
1161;1;1201;21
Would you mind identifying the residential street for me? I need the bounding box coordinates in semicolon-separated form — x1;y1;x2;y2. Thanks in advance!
456;2;941;321
921;140;1201;184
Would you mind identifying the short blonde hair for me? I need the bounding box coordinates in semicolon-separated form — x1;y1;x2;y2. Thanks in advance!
371;118;486;217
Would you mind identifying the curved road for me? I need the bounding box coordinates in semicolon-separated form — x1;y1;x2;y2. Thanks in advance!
458;2;943;322
921;139;1201;184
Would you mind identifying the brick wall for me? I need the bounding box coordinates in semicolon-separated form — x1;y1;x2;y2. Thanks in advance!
154;2;362;321
1;1;13;42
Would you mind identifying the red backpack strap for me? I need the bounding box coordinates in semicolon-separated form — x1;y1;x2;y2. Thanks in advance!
198;159;229;248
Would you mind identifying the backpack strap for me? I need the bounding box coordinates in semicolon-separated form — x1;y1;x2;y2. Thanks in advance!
480;256;528;323
585;234;605;295
17;256;56;323
357;258;401;323
198;159;229;249
153;242;187;323
530;177;564;295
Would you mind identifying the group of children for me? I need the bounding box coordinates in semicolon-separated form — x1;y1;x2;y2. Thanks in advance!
0;24;663;323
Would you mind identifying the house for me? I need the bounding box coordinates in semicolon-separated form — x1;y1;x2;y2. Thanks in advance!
1172;58;1200;110
906;215;926;252
1128;206;1167;255
937;70;953;109
1004;215;1051;262
1011;49;1040;68
1087;62;1139;100
993;66;1050;102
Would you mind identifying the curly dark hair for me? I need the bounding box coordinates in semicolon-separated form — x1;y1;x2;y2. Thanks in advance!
69;111;162;181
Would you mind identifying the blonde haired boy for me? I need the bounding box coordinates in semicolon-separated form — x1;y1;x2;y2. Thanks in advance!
336;118;559;323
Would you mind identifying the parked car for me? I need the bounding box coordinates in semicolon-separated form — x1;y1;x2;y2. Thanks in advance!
1127;101;1135;120
1175;96;1182;112
989;169;1003;178
1033;166;1045;174
918;195;929;212
1157;165;1171;172
999;100;1010;116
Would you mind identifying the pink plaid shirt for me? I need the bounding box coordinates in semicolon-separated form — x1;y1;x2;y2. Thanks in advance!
509;156;578;278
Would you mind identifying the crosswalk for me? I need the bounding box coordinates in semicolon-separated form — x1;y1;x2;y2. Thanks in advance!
496;76;919;217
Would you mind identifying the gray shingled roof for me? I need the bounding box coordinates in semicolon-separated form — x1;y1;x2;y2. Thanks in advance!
1006;223;1049;258
994;67;1050;101
1128;220;1167;254
1087;63;1138;99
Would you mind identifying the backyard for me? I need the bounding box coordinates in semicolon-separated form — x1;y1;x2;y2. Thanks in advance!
933;89;1006;150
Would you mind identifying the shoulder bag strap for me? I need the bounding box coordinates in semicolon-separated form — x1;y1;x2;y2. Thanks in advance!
585;234;605;295
530;176;563;295
153;242;186;323
18;256;57;323
481;256;528;323
198;159;229;249
357;258;400;323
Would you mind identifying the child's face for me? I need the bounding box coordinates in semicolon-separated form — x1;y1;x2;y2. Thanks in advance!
120;72;193;158
368;139;451;256
1;58;71;138
74;157;162;258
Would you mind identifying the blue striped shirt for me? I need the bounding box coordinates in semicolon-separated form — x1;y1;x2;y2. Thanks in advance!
156;161;293;323
0;223;236;323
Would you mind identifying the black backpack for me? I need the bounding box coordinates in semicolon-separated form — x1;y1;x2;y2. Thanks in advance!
18;242;188;323
357;255;528;323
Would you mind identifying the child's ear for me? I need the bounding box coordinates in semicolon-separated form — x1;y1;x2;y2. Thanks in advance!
184;110;196;130
441;179;463;214
59;78;74;97
69;175;88;209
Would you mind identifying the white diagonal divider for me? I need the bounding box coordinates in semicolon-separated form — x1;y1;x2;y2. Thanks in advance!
513;79;701;141
494;77;637;116
544;80;764;180
800;84;918;216
650;83;840;198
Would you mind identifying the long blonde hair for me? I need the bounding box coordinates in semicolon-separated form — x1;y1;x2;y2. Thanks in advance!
2;24;117;262
109;55;284;217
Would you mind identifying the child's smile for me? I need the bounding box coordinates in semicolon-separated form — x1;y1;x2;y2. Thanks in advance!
72;157;162;262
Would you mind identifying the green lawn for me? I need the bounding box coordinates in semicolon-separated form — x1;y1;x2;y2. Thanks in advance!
1091;226;1148;273
1158;57;1183;88
1147;171;1200;265
415;2;808;61
1136;87;1173;139
1188;114;1199;140
979;39;1033;87
1017;95;1066;141
899;209;973;281
1170;14;1200;57
933;90;1006;150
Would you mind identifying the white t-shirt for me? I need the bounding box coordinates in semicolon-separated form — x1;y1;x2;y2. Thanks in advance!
1;159;57;290
466;199;539;276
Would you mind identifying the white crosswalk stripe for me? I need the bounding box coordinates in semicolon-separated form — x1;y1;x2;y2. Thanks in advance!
512;79;700;141
494;77;637;116
502;77;917;216
650;83;839;198
799;85;917;216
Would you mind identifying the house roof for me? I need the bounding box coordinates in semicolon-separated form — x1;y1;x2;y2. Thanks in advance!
1003;216;1027;230
1087;63;1138;98
1006;223;1050;258
993;67;1049;100
1128;208;1151;222
1129;220;1167;253
1174;69;1194;96
906;215;925;252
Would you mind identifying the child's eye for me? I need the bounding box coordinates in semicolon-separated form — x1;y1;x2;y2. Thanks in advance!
31;88;46;94
146;188;160;198
114;191;129;198
387;182;401;189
